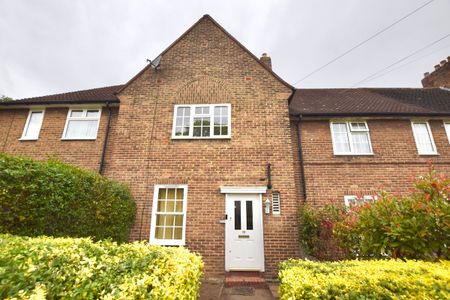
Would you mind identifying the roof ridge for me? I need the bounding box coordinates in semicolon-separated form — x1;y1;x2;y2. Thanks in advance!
17;84;124;101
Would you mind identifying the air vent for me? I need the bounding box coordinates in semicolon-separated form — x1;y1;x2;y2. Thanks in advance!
272;192;281;215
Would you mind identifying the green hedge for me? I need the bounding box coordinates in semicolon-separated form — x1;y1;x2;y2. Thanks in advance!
279;259;450;299
0;234;203;299
0;153;135;242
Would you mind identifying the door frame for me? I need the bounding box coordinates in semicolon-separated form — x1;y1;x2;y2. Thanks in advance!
221;186;266;272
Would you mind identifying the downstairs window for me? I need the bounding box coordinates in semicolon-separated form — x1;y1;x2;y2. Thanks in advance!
150;185;187;246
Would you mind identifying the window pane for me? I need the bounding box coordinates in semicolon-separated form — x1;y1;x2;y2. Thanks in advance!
234;201;241;230
445;123;450;143
24;111;43;138
167;189;175;199
174;228;182;240
221;126;228;136
70;110;83;117
350;122;367;131
246;201;253;230
156;215;165;226
175;201;183;212
332;123;350;153
351;132;371;153
413;123;434;153
86;110;100;118
155;227;164;239
174;215;183;226
164;227;174;240
65;120;98;139
158;189;166;199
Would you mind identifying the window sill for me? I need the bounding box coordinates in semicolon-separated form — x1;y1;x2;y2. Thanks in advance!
150;240;185;246
418;153;439;156
19;138;38;141
333;153;374;156
61;138;97;141
171;136;231;140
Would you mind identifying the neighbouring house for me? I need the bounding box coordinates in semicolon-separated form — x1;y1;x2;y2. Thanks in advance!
1;15;449;278
422;56;450;88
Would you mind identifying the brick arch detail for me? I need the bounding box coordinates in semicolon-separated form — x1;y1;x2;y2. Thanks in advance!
174;76;230;104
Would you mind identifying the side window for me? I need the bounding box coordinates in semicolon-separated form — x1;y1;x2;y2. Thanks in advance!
330;121;372;155
411;121;437;155
172;104;231;139
444;122;450;144
344;195;376;208
150;185;187;246
62;108;101;140
21;110;44;140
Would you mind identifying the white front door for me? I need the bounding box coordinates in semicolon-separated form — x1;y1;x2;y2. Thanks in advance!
225;193;264;271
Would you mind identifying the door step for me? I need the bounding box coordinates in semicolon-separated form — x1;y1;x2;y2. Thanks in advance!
224;271;267;288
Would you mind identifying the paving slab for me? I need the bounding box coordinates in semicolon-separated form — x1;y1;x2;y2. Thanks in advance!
199;278;224;300
220;286;274;300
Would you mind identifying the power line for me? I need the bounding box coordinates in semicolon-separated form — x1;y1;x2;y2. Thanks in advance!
351;33;450;87
293;0;435;86
353;43;450;84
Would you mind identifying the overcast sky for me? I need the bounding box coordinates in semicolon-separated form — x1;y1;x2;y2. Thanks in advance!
1;0;449;99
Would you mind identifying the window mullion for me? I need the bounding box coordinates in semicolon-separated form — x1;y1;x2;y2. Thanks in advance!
210;104;214;137
189;106;194;138
347;123;354;154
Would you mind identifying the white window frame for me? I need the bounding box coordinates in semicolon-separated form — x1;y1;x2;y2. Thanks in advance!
171;104;231;139
330;121;373;155
411;121;438;155
344;195;377;207
61;107;101;140
444;122;450;144
150;184;188;246
20;109;45;140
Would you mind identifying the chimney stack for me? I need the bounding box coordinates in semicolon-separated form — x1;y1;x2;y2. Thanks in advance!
260;53;272;69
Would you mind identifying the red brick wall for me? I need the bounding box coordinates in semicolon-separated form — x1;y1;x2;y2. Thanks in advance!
294;118;450;208
0;107;116;171
422;57;450;88
102;17;299;277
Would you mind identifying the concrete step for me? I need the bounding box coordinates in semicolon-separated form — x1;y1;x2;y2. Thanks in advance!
224;272;267;288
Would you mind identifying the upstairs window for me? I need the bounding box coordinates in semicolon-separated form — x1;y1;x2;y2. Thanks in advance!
444;122;450;144
330;121;373;155
21;110;44;140
62;108;101;140
172;104;231;139
411;121;437;155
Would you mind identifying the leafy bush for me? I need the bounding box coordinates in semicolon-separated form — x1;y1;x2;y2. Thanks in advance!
0;153;135;242
334;166;450;260
298;204;347;260
0;234;203;299
279;259;450;299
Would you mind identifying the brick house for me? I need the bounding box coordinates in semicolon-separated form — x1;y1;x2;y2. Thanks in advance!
422;56;450;88
1;15;450;277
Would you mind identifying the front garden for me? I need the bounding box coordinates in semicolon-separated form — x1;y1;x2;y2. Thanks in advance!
280;164;450;299
0;153;203;299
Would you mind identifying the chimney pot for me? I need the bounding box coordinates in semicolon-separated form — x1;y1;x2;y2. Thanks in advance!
260;53;272;69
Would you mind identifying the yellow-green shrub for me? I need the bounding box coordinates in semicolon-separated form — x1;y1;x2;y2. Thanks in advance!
279;259;450;300
0;153;135;242
0;234;203;299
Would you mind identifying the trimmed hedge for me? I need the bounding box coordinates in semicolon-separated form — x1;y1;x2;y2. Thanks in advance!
279;259;450;299
0;234;203;299
0;153;135;242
